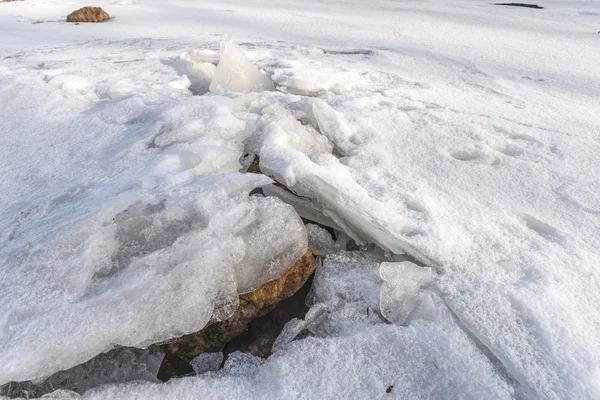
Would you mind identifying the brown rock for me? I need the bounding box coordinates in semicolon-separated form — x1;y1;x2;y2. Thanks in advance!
66;7;110;23
156;248;316;380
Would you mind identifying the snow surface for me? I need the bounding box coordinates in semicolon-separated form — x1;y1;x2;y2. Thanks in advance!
1;0;600;399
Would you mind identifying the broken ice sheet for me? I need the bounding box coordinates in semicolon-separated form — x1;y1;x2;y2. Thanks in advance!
379;261;433;325
256;102;434;266
73;293;514;400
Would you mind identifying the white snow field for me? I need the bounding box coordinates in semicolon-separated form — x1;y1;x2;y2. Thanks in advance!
1;0;600;399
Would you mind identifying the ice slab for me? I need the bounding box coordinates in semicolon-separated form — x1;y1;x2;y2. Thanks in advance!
0;174;306;384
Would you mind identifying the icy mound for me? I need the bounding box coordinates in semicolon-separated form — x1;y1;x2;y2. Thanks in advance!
209;38;275;93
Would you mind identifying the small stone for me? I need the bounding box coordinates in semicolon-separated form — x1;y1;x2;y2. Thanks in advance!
66;7;110;23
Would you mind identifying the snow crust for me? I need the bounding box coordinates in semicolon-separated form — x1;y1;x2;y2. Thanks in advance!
1;0;600;398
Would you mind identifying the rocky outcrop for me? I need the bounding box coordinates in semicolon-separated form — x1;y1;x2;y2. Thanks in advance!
66;7;110;23
157;248;316;380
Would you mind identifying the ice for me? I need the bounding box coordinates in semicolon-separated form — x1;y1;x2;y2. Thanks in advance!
189;353;223;375
257;102;434;265
271;304;327;352
379;262;433;326
209;38;275;93
0;168;306;382
2;0;600;398
168;75;191;91
40;391;80;399
67;252;514;400
305;224;341;257
232;195;307;294
1;348;163;399
180;50;220;66
271;60;371;96
307;251;384;335
175;51;218;95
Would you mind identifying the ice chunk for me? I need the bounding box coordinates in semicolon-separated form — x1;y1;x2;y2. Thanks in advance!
272;304;327;352
257;103;435;266
190;352;223;375
180;49;220;66
305;223;341;256
379;261;433;325
177;50;219;95
263;184;341;231
1;347;163;398
168;74;191;91
233;196;308;294
305;99;356;155
40;390;81;399
209;38;275;93
309;252;383;314
219;352;265;377
271;62;370;96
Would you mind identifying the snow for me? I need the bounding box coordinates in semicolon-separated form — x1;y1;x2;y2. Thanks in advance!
1;0;600;399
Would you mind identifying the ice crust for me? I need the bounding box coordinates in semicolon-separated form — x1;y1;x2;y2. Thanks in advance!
2;1;600;398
